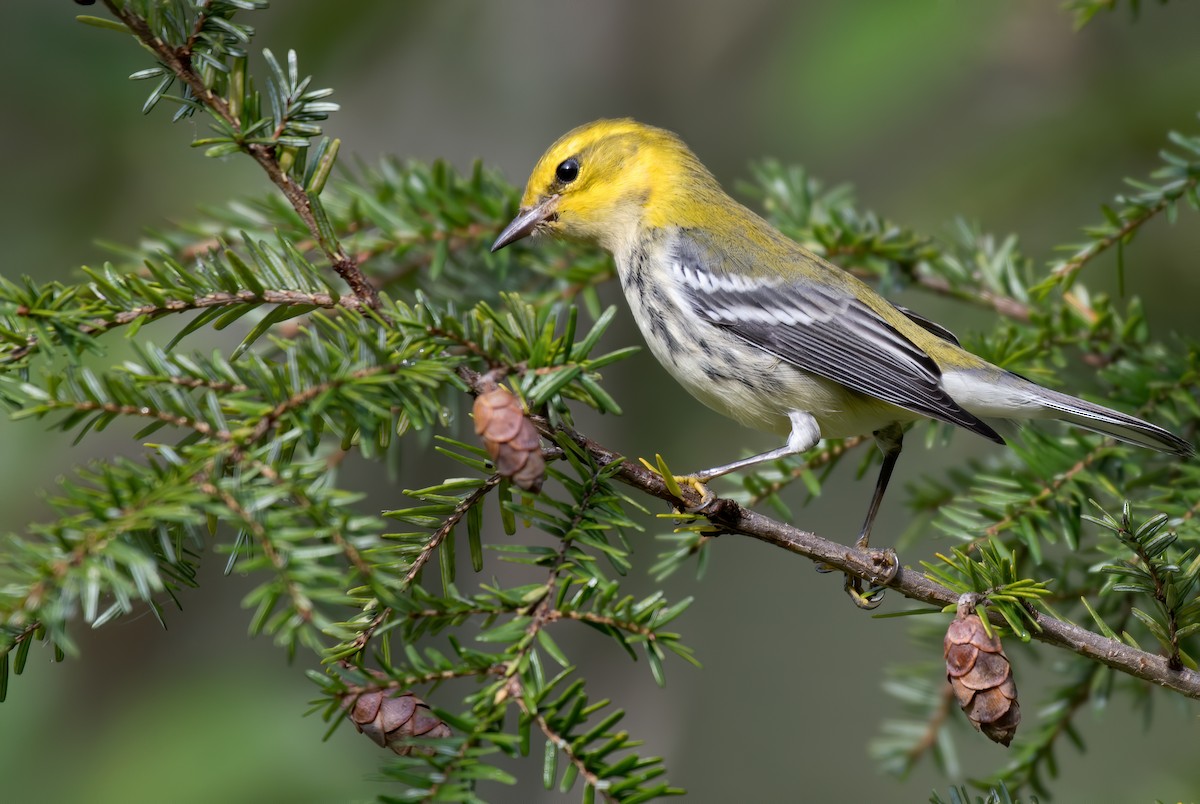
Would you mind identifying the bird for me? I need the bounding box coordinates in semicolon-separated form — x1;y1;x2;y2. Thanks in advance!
491;118;1193;607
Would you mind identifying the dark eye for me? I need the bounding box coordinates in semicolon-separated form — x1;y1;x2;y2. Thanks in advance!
555;157;580;184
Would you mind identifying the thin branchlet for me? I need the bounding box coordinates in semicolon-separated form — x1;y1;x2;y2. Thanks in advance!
100;0;380;307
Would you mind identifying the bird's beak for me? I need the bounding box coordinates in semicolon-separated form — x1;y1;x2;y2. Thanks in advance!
491;196;559;252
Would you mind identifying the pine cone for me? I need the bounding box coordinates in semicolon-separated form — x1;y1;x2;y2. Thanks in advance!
473;382;545;492
944;596;1020;747
342;688;451;756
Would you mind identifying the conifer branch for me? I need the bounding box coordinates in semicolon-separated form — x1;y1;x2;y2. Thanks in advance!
204;479;313;625
34;398;232;440
1129;534;1185;670
401;476;501;590
981;448;1106;542
6;7;1194;798
907;272;1034;323
420;706;509;804
1044;126;1200;289
506;399;1200;700
4;288;364;365
358;664;504;690
243;364;412;447
444;364;1200;698
840;259;1034;323
100;0;380;307
516;688;618;804
346;475;502;658
1050;195;1172;284
163;375;248;394
904;683;955;770
100;289;366;324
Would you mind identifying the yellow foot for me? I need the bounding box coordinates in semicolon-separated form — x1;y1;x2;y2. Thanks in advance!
845;576;887;609
639;455;717;513
679;476;716;512
843;548;899;610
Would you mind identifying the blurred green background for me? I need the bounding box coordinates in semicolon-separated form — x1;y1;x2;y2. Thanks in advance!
3;2;1200;802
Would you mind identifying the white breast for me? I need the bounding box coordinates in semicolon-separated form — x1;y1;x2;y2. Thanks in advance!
614;234;914;440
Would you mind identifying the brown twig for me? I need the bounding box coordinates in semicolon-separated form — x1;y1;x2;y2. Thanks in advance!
1049;196;1176;284
400;475;502;590
4;289;367;365
982;449;1104;541
1126;532;1186;671
101;0;380;308
36;400;231;441
905;272;1033;323
341;663;504;692
450;362;1200;699
238;362;435;460
348;473;504;655
101;289;367;324
162;376;248;394
205;479;312;623
832;251;1033;323
514;684;617;804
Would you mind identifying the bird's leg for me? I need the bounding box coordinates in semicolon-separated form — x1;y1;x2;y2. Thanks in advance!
671;411;821;512
844;423;904;609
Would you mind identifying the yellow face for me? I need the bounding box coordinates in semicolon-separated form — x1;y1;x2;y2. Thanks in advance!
492;119;713;253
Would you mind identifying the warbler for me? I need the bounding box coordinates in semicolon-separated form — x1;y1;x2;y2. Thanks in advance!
492;118;1193;606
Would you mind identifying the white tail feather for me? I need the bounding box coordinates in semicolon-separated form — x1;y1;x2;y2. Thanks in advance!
1036;387;1192;456
942;369;1193;457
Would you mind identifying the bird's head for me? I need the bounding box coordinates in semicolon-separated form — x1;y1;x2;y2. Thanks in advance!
492;119;719;255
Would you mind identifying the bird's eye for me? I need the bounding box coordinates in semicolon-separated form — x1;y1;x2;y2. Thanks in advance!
555;157;580;184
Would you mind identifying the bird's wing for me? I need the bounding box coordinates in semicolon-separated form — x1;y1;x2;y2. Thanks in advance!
672;237;1002;442
891;303;960;346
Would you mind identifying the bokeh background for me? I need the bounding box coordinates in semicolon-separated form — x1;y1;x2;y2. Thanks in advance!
3;2;1200;802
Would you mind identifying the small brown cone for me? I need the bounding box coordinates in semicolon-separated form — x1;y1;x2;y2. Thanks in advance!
473;381;545;492
944;595;1021;747
342;688;452;756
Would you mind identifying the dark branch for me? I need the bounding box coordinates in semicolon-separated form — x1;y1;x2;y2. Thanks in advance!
507;400;1200;700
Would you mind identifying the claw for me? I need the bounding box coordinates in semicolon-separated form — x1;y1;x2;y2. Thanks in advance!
842;547;899;609
638;456;718;512
680;476;716;512
871;547;901;584
845;576;887;609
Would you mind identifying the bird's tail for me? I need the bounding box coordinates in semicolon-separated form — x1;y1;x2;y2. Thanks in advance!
1034;385;1193;457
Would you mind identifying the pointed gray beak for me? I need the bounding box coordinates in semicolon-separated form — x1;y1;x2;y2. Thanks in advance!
491;196;559;252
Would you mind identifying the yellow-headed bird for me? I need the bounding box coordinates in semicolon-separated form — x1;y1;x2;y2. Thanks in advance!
492;119;1192;606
